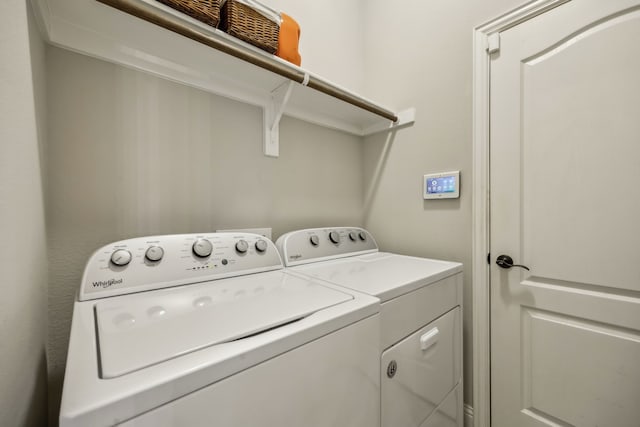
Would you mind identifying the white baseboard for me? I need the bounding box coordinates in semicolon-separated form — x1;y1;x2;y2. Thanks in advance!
464;404;474;427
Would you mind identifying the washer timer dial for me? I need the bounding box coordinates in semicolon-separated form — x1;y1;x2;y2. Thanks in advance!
255;239;268;253
145;246;164;262
110;249;132;266
192;239;213;258
235;240;249;254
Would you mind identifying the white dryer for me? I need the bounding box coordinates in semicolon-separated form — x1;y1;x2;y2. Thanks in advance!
276;227;463;427
60;232;381;427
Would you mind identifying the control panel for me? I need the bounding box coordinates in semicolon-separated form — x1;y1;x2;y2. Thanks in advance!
80;233;283;301
275;227;378;267
423;171;460;199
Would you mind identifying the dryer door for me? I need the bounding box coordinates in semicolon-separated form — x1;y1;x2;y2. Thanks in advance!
381;307;461;427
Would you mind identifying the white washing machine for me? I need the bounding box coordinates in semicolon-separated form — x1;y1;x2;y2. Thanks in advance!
60;232;381;427
276;227;463;427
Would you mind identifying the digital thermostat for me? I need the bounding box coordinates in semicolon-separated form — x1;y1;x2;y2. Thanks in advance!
423;171;460;199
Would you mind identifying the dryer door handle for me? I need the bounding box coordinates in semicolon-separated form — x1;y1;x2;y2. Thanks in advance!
420;327;439;351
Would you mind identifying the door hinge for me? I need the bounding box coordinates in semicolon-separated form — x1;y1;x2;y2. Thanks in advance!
487;33;500;54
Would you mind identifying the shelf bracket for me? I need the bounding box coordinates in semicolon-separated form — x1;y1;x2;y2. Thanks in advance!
264;81;295;157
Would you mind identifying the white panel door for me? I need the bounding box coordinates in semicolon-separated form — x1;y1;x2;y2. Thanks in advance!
489;1;640;426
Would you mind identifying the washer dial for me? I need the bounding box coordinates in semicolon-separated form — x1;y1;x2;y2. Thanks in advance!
358;231;367;241
235;239;249;254
310;235;320;246
255;239;268;253
192;239;213;258
145;246;164;262
110;249;132;266
329;231;341;244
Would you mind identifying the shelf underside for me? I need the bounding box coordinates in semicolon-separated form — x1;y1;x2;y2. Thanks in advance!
34;0;410;137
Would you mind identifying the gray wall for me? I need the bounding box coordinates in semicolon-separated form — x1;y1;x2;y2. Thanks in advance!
362;0;524;407
267;0;365;93
45;47;365;420
0;1;49;426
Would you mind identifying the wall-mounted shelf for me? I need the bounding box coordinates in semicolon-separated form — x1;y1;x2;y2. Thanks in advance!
31;0;415;157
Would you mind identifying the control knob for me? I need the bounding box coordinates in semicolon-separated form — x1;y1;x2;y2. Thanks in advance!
255;239;268;253
358;231;367;241
145;246;164;262
310;235;320;246
329;231;341;244
236;239;249;254
192;239;213;258
111;249;132;266
349;232;357;242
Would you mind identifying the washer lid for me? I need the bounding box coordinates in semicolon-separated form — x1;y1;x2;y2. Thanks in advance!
96;271;352;378
293;252;463;302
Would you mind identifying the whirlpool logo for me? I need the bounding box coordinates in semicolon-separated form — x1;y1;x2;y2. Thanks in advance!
289;254;302;260
92;278;123;289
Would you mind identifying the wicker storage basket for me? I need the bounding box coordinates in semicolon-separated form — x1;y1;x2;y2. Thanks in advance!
221;0;279;54
157;0;221;27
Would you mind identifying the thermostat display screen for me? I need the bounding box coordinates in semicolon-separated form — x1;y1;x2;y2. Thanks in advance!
423;171;460;199
426;176;457;194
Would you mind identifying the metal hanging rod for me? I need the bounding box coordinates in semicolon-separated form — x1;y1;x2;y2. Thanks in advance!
96;0;399;123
